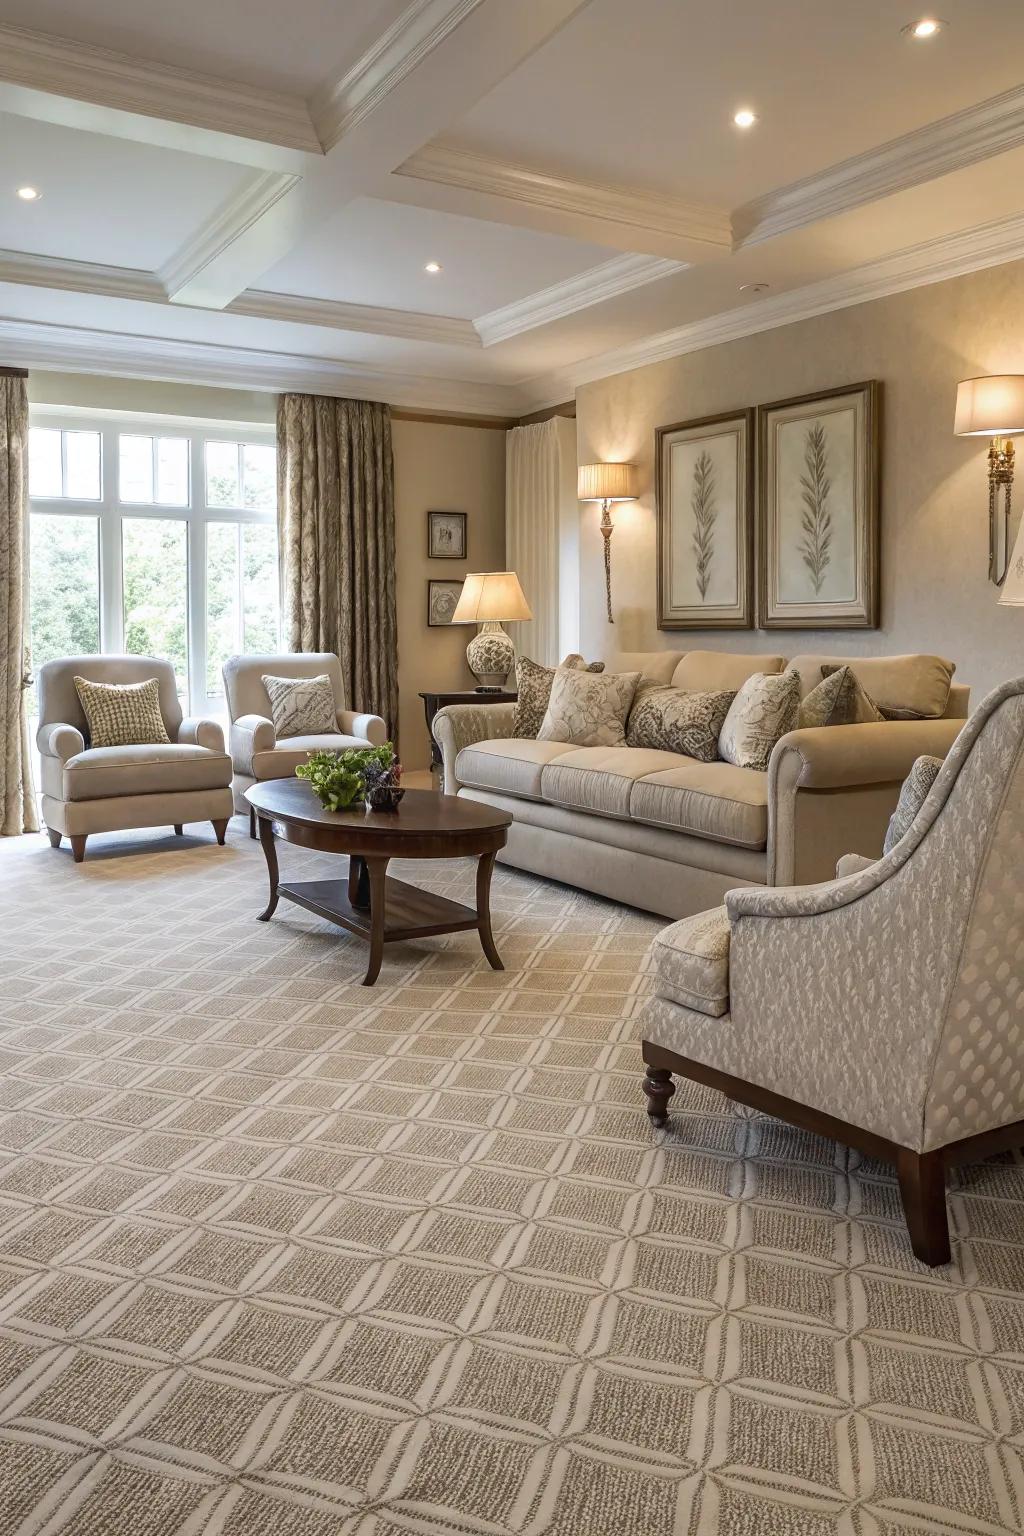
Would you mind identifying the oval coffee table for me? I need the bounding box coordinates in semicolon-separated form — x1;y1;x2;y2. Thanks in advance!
245;780;513;986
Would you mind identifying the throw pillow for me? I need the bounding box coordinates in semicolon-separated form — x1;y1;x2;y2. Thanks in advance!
262;674;338;738
512;654;604;738
799;665;884;728
73;675;170;748
626;685;735;763
538;668;641;748
883;754;944;855
718;668;801;771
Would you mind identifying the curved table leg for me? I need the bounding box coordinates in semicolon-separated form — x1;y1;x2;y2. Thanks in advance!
362;856;389;986
476;850;503;971
256;813;280;921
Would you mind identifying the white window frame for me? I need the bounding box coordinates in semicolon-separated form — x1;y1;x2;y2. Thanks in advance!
28;405;278;718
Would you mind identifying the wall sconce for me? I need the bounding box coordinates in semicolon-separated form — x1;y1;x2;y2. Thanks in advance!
954;374;1024;586
577;462;637;623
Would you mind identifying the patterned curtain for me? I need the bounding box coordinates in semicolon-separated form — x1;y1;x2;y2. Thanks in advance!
277;394;399;747
1;370;39;836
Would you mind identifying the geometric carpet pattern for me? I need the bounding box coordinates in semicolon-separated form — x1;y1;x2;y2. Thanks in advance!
0;822;1022;1536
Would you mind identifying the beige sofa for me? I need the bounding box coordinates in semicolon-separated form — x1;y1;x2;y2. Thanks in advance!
37;654;233;862
432;649;969;919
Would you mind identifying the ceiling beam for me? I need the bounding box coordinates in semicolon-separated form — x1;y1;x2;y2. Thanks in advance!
474;254;687;346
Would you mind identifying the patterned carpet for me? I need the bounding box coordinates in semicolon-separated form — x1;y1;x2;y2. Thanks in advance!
0;821;1022;1536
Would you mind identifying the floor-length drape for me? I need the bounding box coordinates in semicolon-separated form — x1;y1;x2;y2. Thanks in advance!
505;416;577;665
277;394;399;747
1;370;38;836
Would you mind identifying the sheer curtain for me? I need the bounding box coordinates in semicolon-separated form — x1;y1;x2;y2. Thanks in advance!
1;369;38;836
505;416;577;666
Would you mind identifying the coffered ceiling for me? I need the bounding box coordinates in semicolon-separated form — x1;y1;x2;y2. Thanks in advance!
0;0;1022;416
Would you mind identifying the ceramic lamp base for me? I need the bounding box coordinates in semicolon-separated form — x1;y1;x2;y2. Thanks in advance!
466;622;515;686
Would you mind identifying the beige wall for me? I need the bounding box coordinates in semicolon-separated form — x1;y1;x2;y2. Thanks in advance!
576;258;1024;700
392;418;506;767
28;371;276;423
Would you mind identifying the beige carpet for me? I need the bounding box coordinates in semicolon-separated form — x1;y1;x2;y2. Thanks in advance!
0;821;1022;1536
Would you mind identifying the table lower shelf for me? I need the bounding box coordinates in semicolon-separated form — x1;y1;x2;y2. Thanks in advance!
277;875;480;942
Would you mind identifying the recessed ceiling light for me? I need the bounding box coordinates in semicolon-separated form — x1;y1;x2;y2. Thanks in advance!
16;186;40;201
902;16;945;37
739;282;770;294
733;107;757;129
424;260;442;274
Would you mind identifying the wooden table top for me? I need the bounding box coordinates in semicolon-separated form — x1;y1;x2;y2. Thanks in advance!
245;780;513;842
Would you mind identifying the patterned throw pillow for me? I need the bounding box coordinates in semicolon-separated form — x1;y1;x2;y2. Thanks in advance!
512;654;604;738
538;668;641;748
883;754;944;855
718;669;801;771
262;674;338;739
73;675;170;748
626;685;735;763
799;665;884;728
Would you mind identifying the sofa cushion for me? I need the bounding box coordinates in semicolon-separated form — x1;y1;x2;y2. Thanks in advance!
630;762;769;849
456;738;577;801
252;733;378;781
799;665;883;728
604;651;684;683
538;668;641;748
626;685;734;762
541;747;685;818
511;654;603;738
788;653;955;718
64;743;231;801
651;906;731;1016
719;669;801;771
671;651;786;693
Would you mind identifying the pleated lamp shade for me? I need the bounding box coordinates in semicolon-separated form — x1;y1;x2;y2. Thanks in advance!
577;463;637;502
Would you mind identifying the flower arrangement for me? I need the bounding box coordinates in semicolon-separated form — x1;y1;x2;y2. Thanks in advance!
295;743;403;813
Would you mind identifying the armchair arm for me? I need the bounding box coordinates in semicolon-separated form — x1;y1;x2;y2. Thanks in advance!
178;716;225;752
338;708;387;746
37;722;85;762
432;702;516;795
230;713;275;775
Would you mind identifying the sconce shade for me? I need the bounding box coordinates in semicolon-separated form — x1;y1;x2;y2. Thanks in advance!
999;518;1024;606
954;375;1024;436
577;462;637;502
451;570;532;624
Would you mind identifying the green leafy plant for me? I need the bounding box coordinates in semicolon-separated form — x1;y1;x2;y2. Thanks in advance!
295;743;401;812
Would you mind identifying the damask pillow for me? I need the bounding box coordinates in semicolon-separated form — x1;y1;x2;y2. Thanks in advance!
73;675;170;748
799;665;884;728
262;674;338;739
626;685;735;763
511;654;604;738
718;668;801;771
538;668;641;748
882;754;943;855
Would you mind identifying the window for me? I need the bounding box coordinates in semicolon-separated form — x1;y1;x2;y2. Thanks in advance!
27;411;279;716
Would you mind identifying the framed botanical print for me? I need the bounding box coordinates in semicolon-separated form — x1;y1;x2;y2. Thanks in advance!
428;510;467;560
427;579;464;626
656;409;754;628
757;381;880;629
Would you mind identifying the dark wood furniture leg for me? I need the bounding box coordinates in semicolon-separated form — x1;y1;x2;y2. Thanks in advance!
643;1065;676;1125
212;818;228;845
475;849;503;970
362;856;389;986
249;805;257;840
70;834;87;863
348;854;370;908
896;1147;951;1267
174;823;184;835
46;827;61;848
256;814;279;921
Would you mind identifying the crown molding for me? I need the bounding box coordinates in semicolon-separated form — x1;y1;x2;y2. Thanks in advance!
520;209;1024;409
734;83;1024;247
160;172;302;306
310;0;484;152
0;314;524;415
0;249;162;303
0;22;320;162
396;142;733;253
473;254;687;347
229;288;480;346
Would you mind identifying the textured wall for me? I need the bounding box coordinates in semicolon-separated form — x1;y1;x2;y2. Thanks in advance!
575;259;1024;701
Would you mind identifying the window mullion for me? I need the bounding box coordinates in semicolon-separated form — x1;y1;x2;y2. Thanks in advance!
99;430;122;654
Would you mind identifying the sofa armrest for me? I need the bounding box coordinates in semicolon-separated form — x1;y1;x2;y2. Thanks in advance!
432;702;516;794
230;713;275;775
338;708;387;746
767;718;965;885
178;716;226;753
37;721;85;763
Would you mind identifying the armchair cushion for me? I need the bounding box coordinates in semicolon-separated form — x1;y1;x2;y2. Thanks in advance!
262;673;337;737
63;743;232;801
650;906;731;1017
73;674;170;747
883;754;944;855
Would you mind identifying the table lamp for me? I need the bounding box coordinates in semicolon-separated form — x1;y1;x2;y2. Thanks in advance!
451;570;533;687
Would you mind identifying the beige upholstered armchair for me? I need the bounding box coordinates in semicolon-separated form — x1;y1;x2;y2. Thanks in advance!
37;655;233;862
222;653;386;834
640;676;1024;1266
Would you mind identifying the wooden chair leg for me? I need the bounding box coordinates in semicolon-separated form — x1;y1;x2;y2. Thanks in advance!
69;834;87;863
46;827;62;848
173;824;184;836
643;1066;675;1126
896;1147;951;1266
212;818;228;845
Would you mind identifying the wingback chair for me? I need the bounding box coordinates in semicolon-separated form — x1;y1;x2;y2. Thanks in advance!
37;655;233;862
222;653;387;834
639;676;1024;1266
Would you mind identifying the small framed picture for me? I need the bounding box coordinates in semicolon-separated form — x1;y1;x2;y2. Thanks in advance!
427;579;464;626
428;510;467;560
